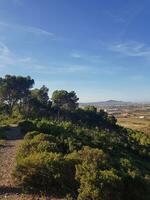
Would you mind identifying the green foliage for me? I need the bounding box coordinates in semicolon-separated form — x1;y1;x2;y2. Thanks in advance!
0;75;34;115
17;133;57;159
14;151;78;195
19;120;36;135
76;147;121;200
76;146;150;200
0;115;22;126
14;121;150;199
84;105;97;112
52;90;79;111
0;139;5;147
24;131;41;140
22;85;51;118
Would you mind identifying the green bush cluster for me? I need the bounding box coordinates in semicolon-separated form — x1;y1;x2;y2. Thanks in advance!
13;119;150;199
13;130;79;195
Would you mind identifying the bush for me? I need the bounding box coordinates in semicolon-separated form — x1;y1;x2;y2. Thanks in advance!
24;131;40;140
75;147;150;200
19;120;36;135
14;120;150;199
13;152;78;195
0;139;5;147
75;147;121;200
17;133;59;159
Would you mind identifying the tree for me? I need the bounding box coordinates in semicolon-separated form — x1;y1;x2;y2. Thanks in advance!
0;75;34;115
22;85;51;118
31;85;49;106
52;90;79;110
51;90;79;120
84;105;97;113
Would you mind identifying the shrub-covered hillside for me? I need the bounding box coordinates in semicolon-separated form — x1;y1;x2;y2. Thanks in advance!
0;75;150;199
13;119;150;199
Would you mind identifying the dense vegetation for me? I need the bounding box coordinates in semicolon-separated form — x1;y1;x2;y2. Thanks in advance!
0;75;150;199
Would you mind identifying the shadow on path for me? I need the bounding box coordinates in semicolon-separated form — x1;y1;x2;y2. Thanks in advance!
5;126;22;140
0;185;22;195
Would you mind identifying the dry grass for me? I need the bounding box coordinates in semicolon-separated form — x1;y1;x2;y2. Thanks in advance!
117;117;150;134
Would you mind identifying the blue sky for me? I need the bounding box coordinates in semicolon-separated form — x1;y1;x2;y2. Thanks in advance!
0;0;150;102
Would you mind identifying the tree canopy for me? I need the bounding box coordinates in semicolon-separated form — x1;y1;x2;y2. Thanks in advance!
0;75;34;115
52;90;79;111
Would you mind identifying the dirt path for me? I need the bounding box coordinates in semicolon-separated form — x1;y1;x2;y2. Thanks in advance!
0;126;22;185
0;126;24;199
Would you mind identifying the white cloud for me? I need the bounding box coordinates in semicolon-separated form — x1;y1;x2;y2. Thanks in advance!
0;42;34;68
0;41;92;75
70;51;103;64
0;22;54;38
31;64;92;74
0;42;14;67
21;26;54;37
109;41;150;58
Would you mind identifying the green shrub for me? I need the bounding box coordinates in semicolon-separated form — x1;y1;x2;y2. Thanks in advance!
19;120;36;135
13;152;78;195
75;147;124;200
24;131;40;140
0;139;5;147
75;147;150;200
0;115;22;126
14;119;150;199
17;133;58;159
37;141;59;153
34;119;74;136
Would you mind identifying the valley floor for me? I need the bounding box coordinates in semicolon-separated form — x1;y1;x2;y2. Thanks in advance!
117;117;150;134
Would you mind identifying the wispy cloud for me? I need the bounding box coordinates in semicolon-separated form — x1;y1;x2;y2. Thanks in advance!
109;41;150;58
0;41;126;76
31;64;92;74
0;41;34;68
21;26;54;37
0;22;54;38
0;42;14;67
71;53;82;58
70;51;103;64
103;10;126;23
0;41;92;75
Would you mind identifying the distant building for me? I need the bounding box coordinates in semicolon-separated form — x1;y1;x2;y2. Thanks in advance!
122;113;129;117
139;116;145;119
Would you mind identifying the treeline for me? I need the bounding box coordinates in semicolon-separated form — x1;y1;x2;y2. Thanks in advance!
0;74;117;130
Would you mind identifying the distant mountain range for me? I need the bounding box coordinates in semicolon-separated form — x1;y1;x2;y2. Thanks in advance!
80;100;135;107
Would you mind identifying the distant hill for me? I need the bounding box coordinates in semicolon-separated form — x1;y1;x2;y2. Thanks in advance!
80;100;134;107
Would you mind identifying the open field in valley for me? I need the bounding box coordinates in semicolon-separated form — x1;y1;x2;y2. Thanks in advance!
88;103;150;134
117;117;150;134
